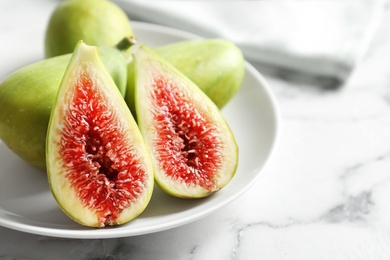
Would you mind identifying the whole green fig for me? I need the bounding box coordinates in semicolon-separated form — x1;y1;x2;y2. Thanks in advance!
45;0;133;58
125;39;245;116
0;46;128;170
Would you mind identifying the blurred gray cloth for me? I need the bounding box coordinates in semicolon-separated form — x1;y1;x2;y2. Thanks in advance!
113;0;384;84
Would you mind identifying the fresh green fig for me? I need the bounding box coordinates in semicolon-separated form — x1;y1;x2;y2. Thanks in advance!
125;39;244;116
156;39;245;108
45;0;133;58
46;41;153;227
134;46;238;198
0;45;128;170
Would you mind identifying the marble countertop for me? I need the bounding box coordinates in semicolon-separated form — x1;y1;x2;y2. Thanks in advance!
2;0;390;259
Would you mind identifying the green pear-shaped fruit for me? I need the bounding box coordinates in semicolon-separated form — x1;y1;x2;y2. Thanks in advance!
125;39;244;116
46;41;153;227
0;45;128;170
134;46;238;198
45;0;133;58
156;39;245;108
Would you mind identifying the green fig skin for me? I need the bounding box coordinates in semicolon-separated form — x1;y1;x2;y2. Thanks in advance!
125;39;245;116
45;0;133;58
0;47;127;170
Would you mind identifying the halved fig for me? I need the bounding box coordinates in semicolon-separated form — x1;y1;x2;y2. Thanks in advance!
134;46;238;198
46;41;154;227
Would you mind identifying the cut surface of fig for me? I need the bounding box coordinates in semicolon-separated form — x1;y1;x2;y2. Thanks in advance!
46;41;153;227
134;46;238;198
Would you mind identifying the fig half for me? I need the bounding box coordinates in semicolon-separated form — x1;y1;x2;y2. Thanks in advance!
134;46;238;198
46;41;153;227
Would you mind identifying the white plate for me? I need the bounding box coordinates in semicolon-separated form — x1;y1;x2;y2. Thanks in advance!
0;22;279;239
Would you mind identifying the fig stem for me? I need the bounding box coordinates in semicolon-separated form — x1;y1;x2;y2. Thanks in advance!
116;36;138;62
116;36;137;51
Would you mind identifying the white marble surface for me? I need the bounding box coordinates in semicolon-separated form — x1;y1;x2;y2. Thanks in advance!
2;0;390;259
